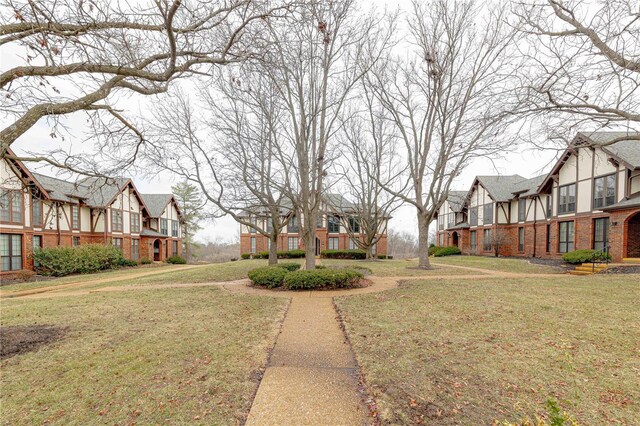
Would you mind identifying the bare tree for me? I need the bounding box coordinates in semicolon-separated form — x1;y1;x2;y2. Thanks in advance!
146;77;292;265
256;0;395;269
387;229;419;259
0;0;290;170
514;0;640;145
329;105;402;260
367;0;523;269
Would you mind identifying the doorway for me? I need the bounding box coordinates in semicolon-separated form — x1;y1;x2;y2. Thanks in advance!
315;238;321;256
452;231;459;247
153;239;161;261
626;212;640;258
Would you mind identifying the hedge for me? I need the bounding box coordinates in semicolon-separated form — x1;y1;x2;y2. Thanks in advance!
274;262;301;272
283;269;363;290
166;255;187;264
433;246;462;257
320;249;366;260
277;249;306;259
562;249;611;265
247;267;288;288
428;245;444;256
376;254;393;259
241;253;251;259
33;244;127;276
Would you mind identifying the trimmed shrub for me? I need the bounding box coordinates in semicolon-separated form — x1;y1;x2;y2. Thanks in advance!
320;249;367;260
433;246;461;257
428;245;444;256
248;267;287;288
240;253;251;260
252;251;269;259
141;258;152;265
166;255;187;264
118;258;139;267
376;254;394;260
33;244;125;276
283;269;363;290
562;249;611;265
274;262;301;272
277;249;306;259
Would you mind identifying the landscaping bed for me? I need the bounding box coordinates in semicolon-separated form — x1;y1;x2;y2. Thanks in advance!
248;264;366;290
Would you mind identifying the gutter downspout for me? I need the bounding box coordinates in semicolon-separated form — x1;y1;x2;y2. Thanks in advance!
56;202;61;245
532;197;537;258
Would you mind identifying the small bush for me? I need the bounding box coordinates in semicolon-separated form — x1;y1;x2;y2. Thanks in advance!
240;253;251;260
252;251;269;259
277;249;306;259
166;255;187;264
283;269;363;290
117;258;139;267
376;254;393;260
428;245;444;256
562;249;611;265
433;246;461;257
33;244;124;277
248;266;288;288
320;249;366;260
141;258;152;265
274;262;301;272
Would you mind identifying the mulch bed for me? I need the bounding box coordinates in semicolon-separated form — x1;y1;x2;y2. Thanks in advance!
602;266;640;274
0;325;67;360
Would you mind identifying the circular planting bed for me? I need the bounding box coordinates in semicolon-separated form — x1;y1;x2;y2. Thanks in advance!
247;263;369;291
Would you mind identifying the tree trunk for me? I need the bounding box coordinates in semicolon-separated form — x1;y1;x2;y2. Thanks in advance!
304;231;316;270
268;234;278;265
417;212;431;269
365;245;373;260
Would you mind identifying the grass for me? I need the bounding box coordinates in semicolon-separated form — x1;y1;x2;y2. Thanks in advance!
431;255;564;274
336;274;640;425
1;287;288;425
319;259;479;277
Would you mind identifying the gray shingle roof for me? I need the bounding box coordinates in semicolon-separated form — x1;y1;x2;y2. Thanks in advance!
579;131;640;169
141;228;169;238
446;191;468;212
140;194;173;218
512;174;547;197
323;193;356;212
601;193;640;211
31;172;128;207
476;175;526;202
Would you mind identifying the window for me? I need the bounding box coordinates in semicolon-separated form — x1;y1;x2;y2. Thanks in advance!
130;213;140;233
250;237;256;253
328;237;339;250
73;236;80;246
546;224;551;253
112;210;123;232
348;217;360;233
593;174;615;209
266;217;273;233
0;190;23;224
448;212;455;227
470;231;477;252
250;217;257;233
1;234;22;271
593;218;609;251
160;218;168;235
483;229;492;251
469;207;478;226
518;199;526;222
288;216;299;233
558;221;574;253
518;227;524;252
483;204;493;225
316;215;324;229
71;205;80;229
438;214;444;230
288;237;299;251
112;238;123;252
558;184;576;214
349;239;358;250
172;240;179;256
546;195;552;217
33;235;42;267
131;239;140;260
328;215;340;233
171;220;178;237
32;196;43;226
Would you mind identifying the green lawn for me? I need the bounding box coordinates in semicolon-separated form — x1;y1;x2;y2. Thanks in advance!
1;287;287;425
431;255;564;274
336;274;640;425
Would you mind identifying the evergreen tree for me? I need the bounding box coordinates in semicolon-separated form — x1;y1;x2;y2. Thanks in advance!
172;181;203;261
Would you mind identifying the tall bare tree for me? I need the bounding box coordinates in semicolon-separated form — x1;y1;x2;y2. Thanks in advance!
514;0;640;145
367;0;523;269
0;0;290;170
256;0;395;269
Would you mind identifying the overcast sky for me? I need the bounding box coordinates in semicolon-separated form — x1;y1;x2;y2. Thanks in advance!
2;0;562;244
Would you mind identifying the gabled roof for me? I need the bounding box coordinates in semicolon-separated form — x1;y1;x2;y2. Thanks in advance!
512;174;547;198
472;175;526;202
446;191;468;212
3;147;50;198
140;193;181;218
601;193;640;211
324;193;356;213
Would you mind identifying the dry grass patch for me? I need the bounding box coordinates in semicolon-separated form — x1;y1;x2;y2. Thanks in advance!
320;259;479;277
336;274;640;425
1;287;287;425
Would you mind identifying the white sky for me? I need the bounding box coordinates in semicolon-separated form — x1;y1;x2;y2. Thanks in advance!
1;0;562;244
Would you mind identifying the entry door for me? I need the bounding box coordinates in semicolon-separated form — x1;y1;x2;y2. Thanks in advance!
315;238;321;256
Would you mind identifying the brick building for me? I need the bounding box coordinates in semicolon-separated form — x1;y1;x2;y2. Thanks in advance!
436;132;640;262
239;194;388;257
1;148;183;277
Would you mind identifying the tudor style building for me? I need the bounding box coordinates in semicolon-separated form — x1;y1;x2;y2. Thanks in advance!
436;132;640;262
239;194;389;257
1;148;183;276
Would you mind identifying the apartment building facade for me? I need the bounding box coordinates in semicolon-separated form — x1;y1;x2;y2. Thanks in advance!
436;132;640;262
239;194;388;257
1;149;183;277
